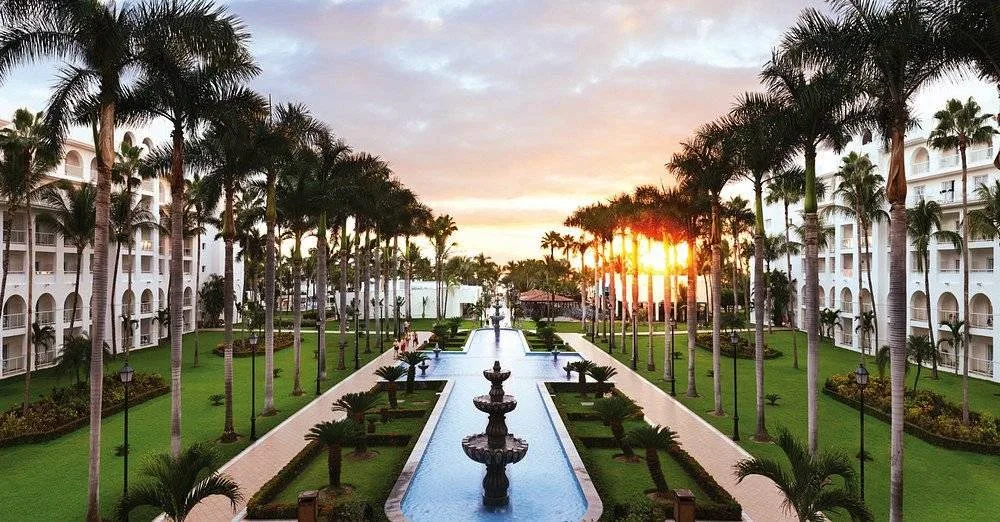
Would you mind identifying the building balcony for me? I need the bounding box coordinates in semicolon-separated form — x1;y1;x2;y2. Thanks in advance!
970;312;994;330
842;268;854;278
840;238;854;249
183;298;193;308
35;350;58;366
840;302;854;313
36;310;55;326
4;229;26;244
968;146;994;165
939;308;959;323
183;248;193;257
970;356;996;378
913;160;930;174
65;164;83;178
939;154;961;170
841;332;854;345
2;355;25;374
140;302;153;314
140;240;154;253
35;232;56;246
910;307;928;322
63;309;83;324
3;313;26;330
140;333;152;346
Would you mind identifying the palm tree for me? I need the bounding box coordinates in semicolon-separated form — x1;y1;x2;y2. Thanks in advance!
820;308;843;342
927;97;996;424
427;214;458;320
854;311;877;358
569;359;598;398
763;44;864;457
827;152;888;357
331;391;381;454
304;420;361;489
734;428;871;522
788;5;948;514
593;395;642;458
277;158;315;395
624;424;678;495
115;442;243;522
907;334;935;392
766;167;805;368
26;321;56;407
58;334;90;385
185;174;219;368
398;351;429;394
938;319;966;380
375;365;407;408
585;365;617;398
109;189;156;356
0;3;221;512
37;182;96;332
907;199;962;379
540;231;564;321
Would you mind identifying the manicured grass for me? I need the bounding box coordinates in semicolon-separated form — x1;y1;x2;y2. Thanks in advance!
535;320;691;334
580;330;1000;521
273;446;410;503
0;330;382;520
274;312;480;332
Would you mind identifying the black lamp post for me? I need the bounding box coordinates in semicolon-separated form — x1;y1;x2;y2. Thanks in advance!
354;312;360;370
729;329;740;442
855;363;869;501
315;319;322;396
118;362;134;508
249;331;258;441
668;317;677;396
630;310;638;371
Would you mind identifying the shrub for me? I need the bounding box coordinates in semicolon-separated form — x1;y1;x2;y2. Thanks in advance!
209;393;225;406
765;393;781;406
695;333;783;359
213;332;294;357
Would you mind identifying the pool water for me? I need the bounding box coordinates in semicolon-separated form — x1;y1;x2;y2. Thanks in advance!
400;328;589;521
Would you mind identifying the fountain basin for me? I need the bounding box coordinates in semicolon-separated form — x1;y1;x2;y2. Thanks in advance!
473;395;517;414
461;433;529;465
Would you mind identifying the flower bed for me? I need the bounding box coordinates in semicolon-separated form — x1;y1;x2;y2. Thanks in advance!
695;334;782;359
213;332;294;357
825;373;1000;453
0;373;168;447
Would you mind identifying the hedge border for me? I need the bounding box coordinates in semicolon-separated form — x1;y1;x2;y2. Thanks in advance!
822;385;1000;456
694;336;783;360
212;332;295;358
0;382;169;448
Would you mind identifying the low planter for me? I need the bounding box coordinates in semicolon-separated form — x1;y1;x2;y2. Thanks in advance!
213;332;295;358
695;334;782;360
0;373;168;447
824;374;1000;455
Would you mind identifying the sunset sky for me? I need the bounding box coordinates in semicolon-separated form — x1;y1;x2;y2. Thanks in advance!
1;0;993;262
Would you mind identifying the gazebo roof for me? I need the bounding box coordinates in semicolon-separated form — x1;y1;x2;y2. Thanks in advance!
518;289;574;303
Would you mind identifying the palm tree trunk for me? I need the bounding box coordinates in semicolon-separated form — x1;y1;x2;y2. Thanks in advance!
619;236;628;352
354;226;362;362
886;128;907;522
363;230;371;353
608;239;617;350
646;249;655;371
404;236;412;322
753;184;769;442
392;236;399;338
710;203;723;416
960;148;970;424
221;185;237;442
925;257;937;379
662;237;673;381
686;235;699;398
317;212;332;374
126;242;136;355
857;217;865;360
110;241;121;355
784;201;798;369
291;233;303;396
328;446;342;487
193;223;203;367
23;210;34;412
0;220;11;337
645;448;668;493
262;175;277;415
804;148;820;457
631;234;640;364
339;224;349;369
168;128;185;457
864;228;879;355
374;235;382;352
70;245;83;331
85;101;115;522
580;244;587;331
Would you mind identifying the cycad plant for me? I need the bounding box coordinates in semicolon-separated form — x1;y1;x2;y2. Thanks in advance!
592;395;642;459
586;365;618;398
624;424;678;496
397;351;429;394
305;420;362;489
569;359;598;398
374;365;407;408
331;391;382;454
114;442;243;522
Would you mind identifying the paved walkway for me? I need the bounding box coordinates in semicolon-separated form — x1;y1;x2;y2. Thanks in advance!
560;333;795;522
186;334;428;522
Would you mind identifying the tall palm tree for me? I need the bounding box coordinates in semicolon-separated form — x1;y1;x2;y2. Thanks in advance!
109;189;156;356
185;174;220;368
115;442;243;522
938;319;966;378
673;189;708;398
624;424;679;496
788;4;948;515
906;200;961;379
0;110;58;415
927;97;995;424
766;167;806;368
763;44;864;456
304;420;361;489
969;179;1000;238
827;152;888;357
540;230;564;321
37;181;97;331
734;428;871;522
427;214;458;320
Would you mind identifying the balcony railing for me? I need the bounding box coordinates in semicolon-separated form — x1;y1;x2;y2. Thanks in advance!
183;297;193;307
35;232;56;246
140;302;153;314
971;266;995;273
4;229;26;244
840;302;854;313
36;310;55;326
968;146;994;165
939;154;960;169
65;164;83;178
842;268;854;278
35;350;57;366
939;266;960;273
63;309;83;323
183;248;193;257
970;356;996;378
910;307;928;321
939;309;960;323
3;313;26;330
841;332;854;345
141;240;154;252
140;334;152;346
2;355;25;374
970;312;994;329
913;160;930;174
840;238;854;249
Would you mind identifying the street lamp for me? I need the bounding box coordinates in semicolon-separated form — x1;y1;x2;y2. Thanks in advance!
729;329;741;442
630;310;638;371
315;319;322;396
668;318;677;396
249;331;258;441
855;363;870;501
118;362;134;508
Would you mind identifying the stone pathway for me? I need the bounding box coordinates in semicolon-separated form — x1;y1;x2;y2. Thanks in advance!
186;334;426;522
560;333;795;522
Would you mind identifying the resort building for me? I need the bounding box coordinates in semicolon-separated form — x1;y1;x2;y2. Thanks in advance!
760;132;1000;383
0;120;242;381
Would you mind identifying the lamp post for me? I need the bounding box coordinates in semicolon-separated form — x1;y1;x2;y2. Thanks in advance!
668;318;677;396
729;329;740;442
118;362;134;510
630;310;638;371
249;331;258;441
315;319;322;396
855;363;869;501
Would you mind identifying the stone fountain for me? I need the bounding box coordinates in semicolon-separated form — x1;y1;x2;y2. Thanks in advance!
488;300;505;343
461;361;529;507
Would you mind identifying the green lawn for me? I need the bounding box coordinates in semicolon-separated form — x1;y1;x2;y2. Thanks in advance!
579;331;1000;521
273;313;481;333
533;320;691;334
0;330;381;520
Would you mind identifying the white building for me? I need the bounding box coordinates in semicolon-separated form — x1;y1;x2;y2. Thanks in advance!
0;122;242;380
760;131;999;383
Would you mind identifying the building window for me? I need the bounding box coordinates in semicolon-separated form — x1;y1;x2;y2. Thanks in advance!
974;175;988;190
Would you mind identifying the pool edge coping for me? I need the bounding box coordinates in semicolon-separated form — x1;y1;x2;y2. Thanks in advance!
384;379;456;521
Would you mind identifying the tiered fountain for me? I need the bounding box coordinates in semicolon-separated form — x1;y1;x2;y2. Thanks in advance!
488;299;505;342
461;361;529;507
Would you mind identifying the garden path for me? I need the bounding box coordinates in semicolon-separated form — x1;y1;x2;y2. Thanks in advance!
561;333;796;522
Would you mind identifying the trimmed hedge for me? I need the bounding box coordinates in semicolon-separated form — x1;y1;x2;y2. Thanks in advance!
824;375;1000;455
0;373;168;447
695;333;783;359
547;381;614;396
213;332;294;357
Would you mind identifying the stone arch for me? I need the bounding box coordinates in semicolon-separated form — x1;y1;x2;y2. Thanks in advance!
64;292;83;324
970;293;994;329
3;295;27;329
64;150;83;178
817;285;826;308
122;289;135;316
35;293;56;326
938;292;959;323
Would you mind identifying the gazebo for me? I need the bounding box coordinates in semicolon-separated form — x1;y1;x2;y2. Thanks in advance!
518;289;575;320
